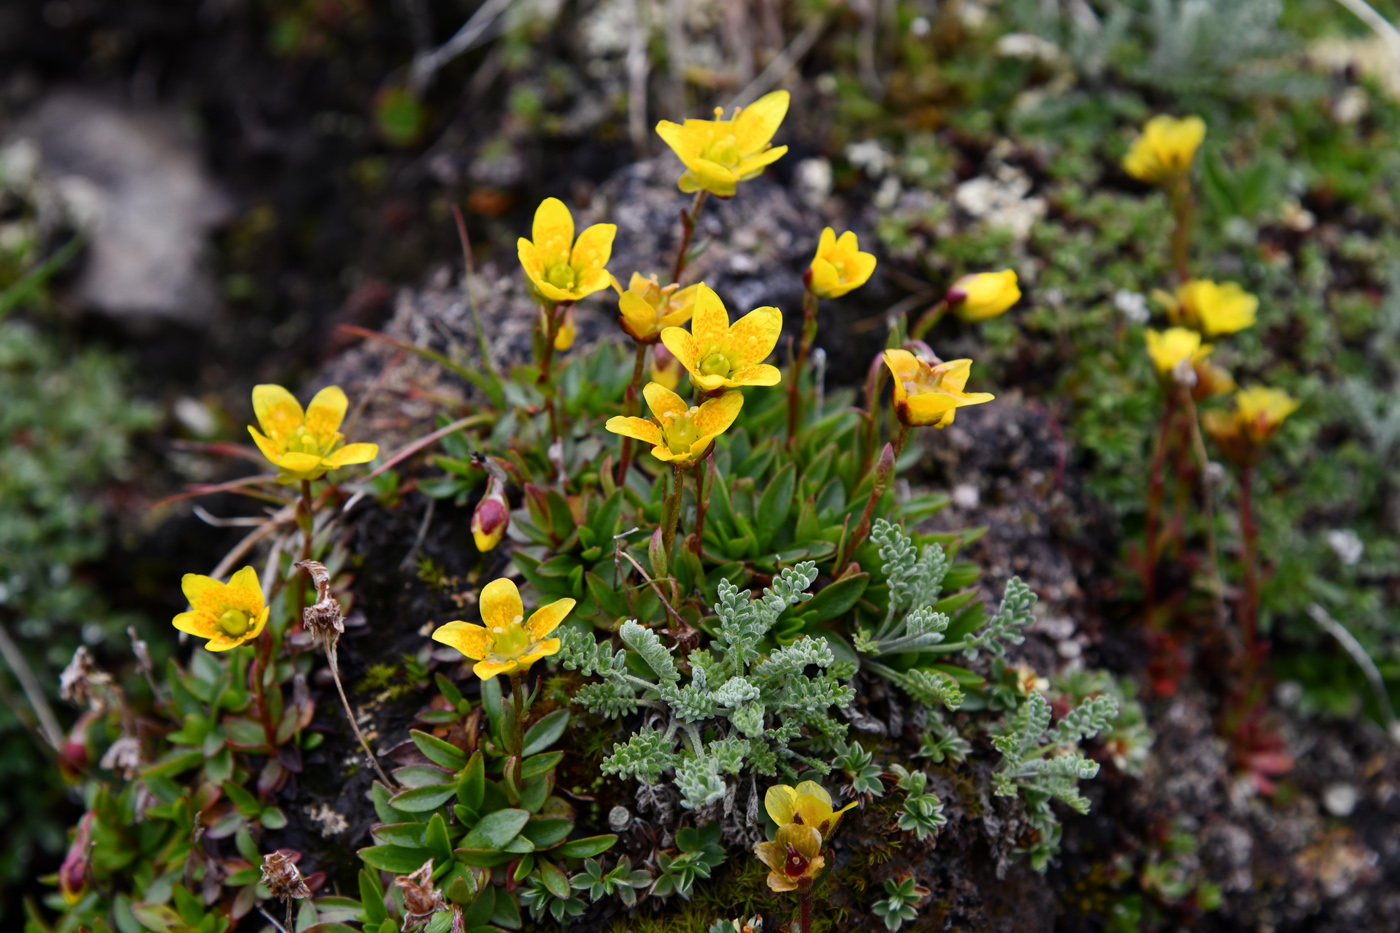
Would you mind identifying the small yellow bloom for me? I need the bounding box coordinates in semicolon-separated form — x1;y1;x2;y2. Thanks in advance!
616;272;701;344
753;823;825;893
1122;114;1206;184
806;228;877;299
1234;386;1300;445
765;781;857;837
517;198;618;304
248;384;379;484
553;305;578;351
655;91;790;197
172;567;270;652
431;578;575;681
471;493;509;553
1174;279;1257;336
882;349;995;428
660;284;782;391
1145;327;1213;380
949;270;1021;322
605;382;742;465
650;342;683;391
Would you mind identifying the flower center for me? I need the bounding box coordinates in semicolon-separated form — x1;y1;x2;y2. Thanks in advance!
289;426;325;455
489;615;531;658
783;845;810;878
700;352;732;378
546;264;577;291
702;133;740;168
660;408;702;455
218;609;251;637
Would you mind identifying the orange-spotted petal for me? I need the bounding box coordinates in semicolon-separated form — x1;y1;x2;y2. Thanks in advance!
726;363;781;387
527;599;576;639
569;223;616;275
224;566;265;615
252;384;304;443
432;621;493;660
605;416;664;446
480;578;525;630
181;573;226;613
642;382;688;422
532;198;575;268
323;442;379;468
733;90;789;153
304;386;348;439
722;306;781;366
693;390;743;435
690;285;730;349
659;327;700;371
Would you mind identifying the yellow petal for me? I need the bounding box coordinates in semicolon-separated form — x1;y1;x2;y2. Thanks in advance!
605;416;664;445
736;146;788;180
472;658;522;681
693;390;743;435
765;784;798;825
726;363;781;387
532;198;575;268
815;226;836;256
248;426;284;466
569;223;616;275
659;327;700;372
882;349;920;382
432;621;493;660
480;578;525;630
794;781;833;808
619;291;660;338
573;268;616;299
251;384;304;443
181;573;226;613
518;238;546;286
304;386;349;440
277;451;326;475
655;120;691;159
723;306;782;366
905;393;959;425
807;257;842;299
643;382;688;422
323;442;378;468
733;90;789;154
535;280;577;304
225;566;265;615
689;285;730;350
516;638;562;668
527;599;576;639
172;610;216;638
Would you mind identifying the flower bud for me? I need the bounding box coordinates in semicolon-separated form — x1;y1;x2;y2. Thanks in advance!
650;343;683;391
553;305;577;351
472;458;512;553
947;270;1020;322
59;812;94;904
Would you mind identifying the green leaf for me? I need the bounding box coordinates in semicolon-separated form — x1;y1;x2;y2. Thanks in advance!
389;783;459;813
555;834;617;858
129;904;183;933
520;751;563;779
522;710;569;756
803;573;869;623
359;871;389;924
457;751;486;810
459;809;531;849
520;818;573;848
482;678;503;744
755;462;796;547
540;860;571;899
372;823;427;847
260;806;287;829
221;717;267;749
410;730;469;771
426;813;453;862
358;845;436;874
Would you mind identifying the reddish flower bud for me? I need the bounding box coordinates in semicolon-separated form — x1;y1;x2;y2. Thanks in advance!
59;812;94;904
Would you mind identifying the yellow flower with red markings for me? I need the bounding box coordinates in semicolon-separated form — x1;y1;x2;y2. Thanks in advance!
883;349;995;428
617;272;701;343
605;382;742;466
1171;279;1257;337
806;228;876;299
430;578;574;681
1123;115;1206;184
655;91;789;197
753;823;825;893
660;284;782;391
949;270;1020;322
172;566;271;652
248;384;378;484
765;781;857;837
1145;327;1213;380
517;197;618;304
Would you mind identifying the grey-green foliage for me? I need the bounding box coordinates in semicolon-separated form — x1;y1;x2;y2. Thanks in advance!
559;562;855;810
992;690;1118;871
889;764;946;842
857;520;1037;710
870;876;924;932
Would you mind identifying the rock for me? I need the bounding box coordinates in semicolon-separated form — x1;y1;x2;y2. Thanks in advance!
15;90;232;322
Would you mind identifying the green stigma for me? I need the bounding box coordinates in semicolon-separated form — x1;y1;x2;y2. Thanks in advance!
218;609;251;637
546;264;577;291
700;352;732;378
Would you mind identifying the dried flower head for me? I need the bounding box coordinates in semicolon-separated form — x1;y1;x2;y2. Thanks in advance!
396;859;447;929
261;850;312;902
295;559;345;644
659;284;782;391
606;382;743;465
99;734;143;780
882;349;995;428
249;384;378;485
655;91;790;197
172;566;270;652
1123;114;1206;184
805;228;877;299
59;646;113;711
517;197;617;304
431;578;575;681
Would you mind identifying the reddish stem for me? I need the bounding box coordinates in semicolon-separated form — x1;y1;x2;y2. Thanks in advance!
1239;465;1259;655
669;191;708;285
787;291;820;445
1143;392;1179;620
616;342;648;485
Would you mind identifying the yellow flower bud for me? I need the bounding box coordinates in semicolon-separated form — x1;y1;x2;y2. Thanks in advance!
948;270;1020;322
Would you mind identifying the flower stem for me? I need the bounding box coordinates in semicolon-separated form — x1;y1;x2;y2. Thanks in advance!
799;889;812;933
294;480;314;630
537;300;570;451
669;190;708;285
1143;391;1178;621
1180;391;1226;623
1169;175;1194;284
787;291;820;446
663;464;686;560
1239;464;1260;658
616;341;648;485
910;298;948;341
323;632;394;786
690;455;712;554
509;672;526;786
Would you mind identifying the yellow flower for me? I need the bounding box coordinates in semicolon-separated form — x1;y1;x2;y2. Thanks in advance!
1122;114;1206;184
553;305;578;351
172;566;270;652
655;91;790;197
617;272;701;343
765;781;857;837
430;578;575;681
1145;327;1213;380
605;382;742;465
806;228;877;299
651;342;683;391
1174;279;1257;336
753;823;825;893
248;384;378;484
517;197;618;304
949;270;1020;322
1234;386;1300;445
882;349;995;428
659;284;782;391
